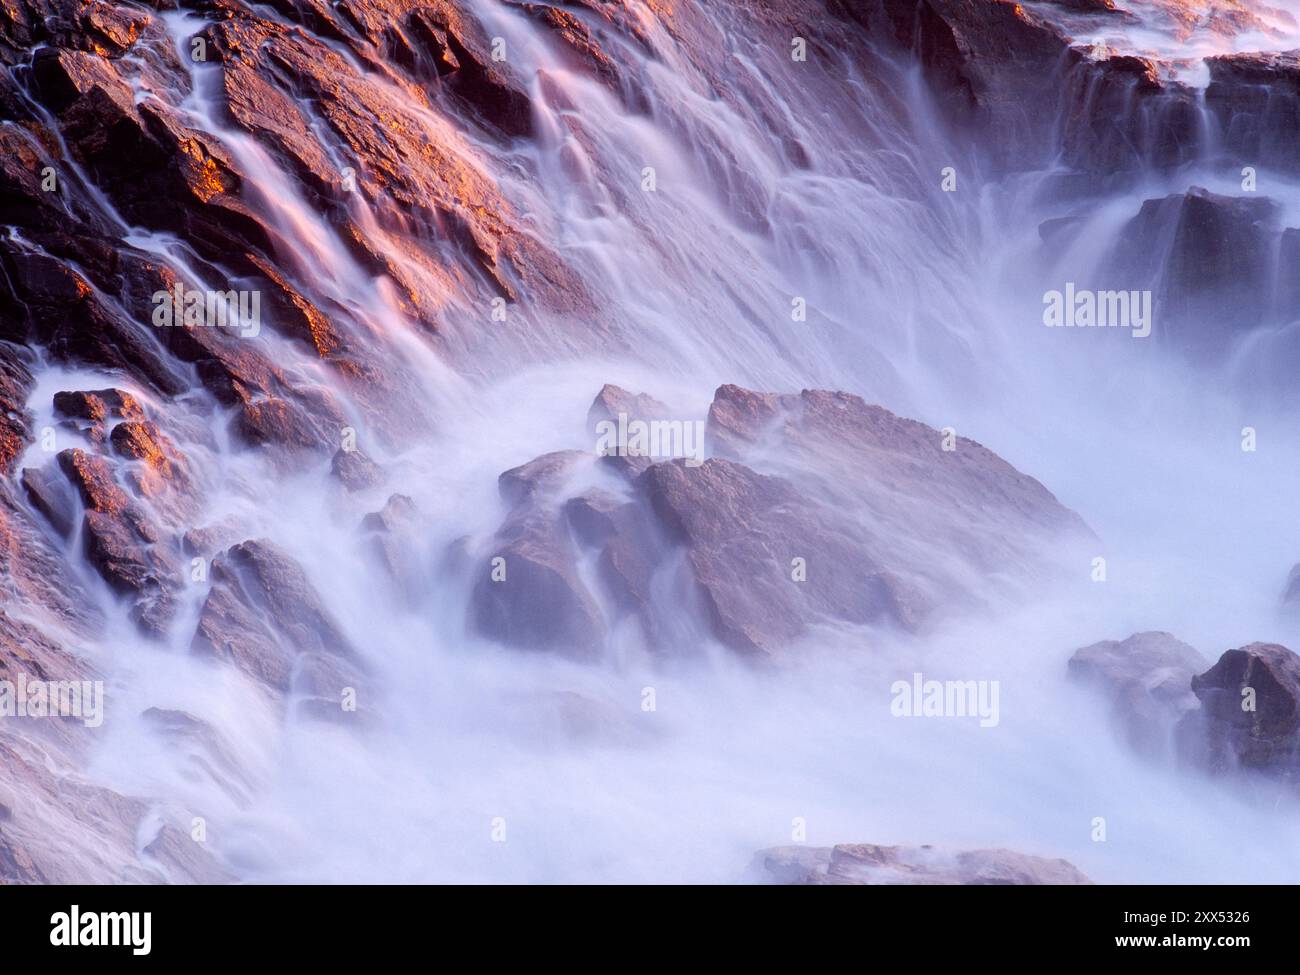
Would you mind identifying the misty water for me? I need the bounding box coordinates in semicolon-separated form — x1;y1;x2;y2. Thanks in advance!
9;0;1300;882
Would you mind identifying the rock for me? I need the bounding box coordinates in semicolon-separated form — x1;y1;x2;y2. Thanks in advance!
1068;632;1206;759
756;843;1092;885
331;448;383;491
1284;564;1300;608
1179;643;1300;783
641;457;918;655
498;450;589;507
20;465;76;538
55;448;176;634
470;383;1090;660
834;0;1198;174
471;507;606;659
0;344;33;474
191;539;360;695
362;494;421;597
141;823;234;885
1112;187;1281;356
1205;51;1300;169
52;388;145;425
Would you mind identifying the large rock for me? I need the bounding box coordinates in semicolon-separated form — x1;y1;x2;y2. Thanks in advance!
1068;632;1207;759
191;539;361;699
468;384;1090;660
470;452;607;658
757;842;1092;885
1179;643;1300;784
1111;187;1282;356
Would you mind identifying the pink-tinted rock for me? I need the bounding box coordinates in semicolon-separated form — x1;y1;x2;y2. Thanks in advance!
757;842;1092;885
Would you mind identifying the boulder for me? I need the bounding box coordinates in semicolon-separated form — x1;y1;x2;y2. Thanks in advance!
1068;632;1206;759
191;539;360;695
1111;187;1281;356
1179;642;1300;783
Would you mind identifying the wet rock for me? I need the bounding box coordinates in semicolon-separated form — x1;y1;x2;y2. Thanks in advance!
498;450;589;507
362;494;421;597
0;344;34;474
471;507;606;659
471;448;607;657
141;823;234;885
192;539;359;695
331;448;383;491
1068;631;1207;759
1112;187;1281;356
20;465;76;539
757;843;1092;885
1179;642;1300;783
836;0;1198;173
56;448;176;634
1205;51;1300;169
53;388;145;425
641;457;917;655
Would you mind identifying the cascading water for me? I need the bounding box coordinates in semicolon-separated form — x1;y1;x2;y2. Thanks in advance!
2;0;1299;884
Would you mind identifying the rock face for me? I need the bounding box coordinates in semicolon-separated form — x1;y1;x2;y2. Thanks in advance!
468;384;1090;659
757;843;1092;885
1179;643;1300;783
835;0;1198;174
1068;632;1207;760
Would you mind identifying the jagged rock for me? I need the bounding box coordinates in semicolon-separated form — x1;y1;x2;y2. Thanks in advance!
471;383;1088;659
56;448;176;634
498;450;588;507
1179;643;1300;783
757;843;1092;885
0;344;33;473
53;388;145;425
191;539;360;695
1068;632;1206;759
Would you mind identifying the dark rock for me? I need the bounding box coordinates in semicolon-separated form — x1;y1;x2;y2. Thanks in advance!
1112;187;1281;356
20;466;76;538
1180;643;1300;783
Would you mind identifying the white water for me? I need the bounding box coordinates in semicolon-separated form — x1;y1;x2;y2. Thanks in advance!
10;0;1300;882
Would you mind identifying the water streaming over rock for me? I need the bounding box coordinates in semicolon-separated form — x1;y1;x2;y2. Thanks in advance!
1;0;1299;883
